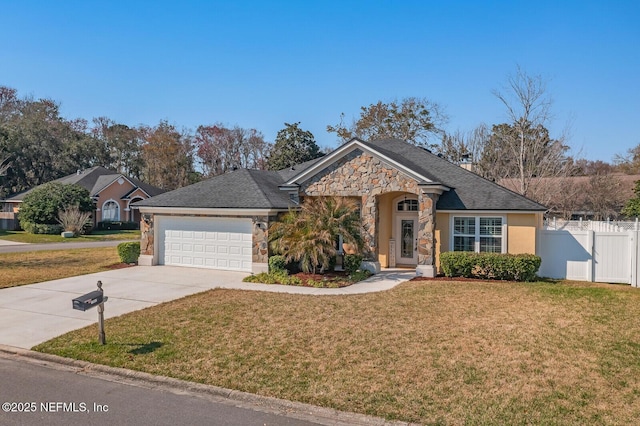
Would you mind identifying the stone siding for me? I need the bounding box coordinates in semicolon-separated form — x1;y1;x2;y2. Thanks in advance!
140;213;154;256
301;149;437;264
251;216;270;264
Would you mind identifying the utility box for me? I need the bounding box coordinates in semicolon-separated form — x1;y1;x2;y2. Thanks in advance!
72;290;104;311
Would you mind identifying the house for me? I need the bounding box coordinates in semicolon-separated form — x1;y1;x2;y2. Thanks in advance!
499;174;640;221
2;166;165;230
135;138;546;276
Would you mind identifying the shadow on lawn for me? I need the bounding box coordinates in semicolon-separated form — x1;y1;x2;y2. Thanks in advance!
124;341;163;355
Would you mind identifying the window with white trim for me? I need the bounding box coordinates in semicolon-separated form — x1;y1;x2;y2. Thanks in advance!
102;200;120;221
453;216;504;253
396;199;418;211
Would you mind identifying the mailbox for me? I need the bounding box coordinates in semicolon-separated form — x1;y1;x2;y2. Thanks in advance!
72;290;104;311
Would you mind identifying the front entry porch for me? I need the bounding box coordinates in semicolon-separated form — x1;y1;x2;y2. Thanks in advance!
376;191;439;277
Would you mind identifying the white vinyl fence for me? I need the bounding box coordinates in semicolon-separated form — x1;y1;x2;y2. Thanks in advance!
538;222;640;287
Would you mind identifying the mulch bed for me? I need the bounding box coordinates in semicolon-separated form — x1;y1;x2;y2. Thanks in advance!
292;271;354;287
106;263;137;270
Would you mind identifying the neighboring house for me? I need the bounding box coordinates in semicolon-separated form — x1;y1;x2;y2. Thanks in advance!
498;174;640;220
2;166;165;230
135;138;546;276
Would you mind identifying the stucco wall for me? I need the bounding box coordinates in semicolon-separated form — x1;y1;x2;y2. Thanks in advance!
506;213;541;254
95;178;135;222
434;212;541;270
377;193;394;267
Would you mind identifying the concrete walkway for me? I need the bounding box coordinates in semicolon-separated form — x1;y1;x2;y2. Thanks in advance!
0;266;415;349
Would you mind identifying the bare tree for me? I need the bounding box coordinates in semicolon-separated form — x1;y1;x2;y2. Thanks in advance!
489;67;570;197
436;124;490;167
195;124;271;177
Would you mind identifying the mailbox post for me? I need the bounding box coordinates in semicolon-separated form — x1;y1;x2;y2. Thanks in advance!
96;281;106;345
72;280;108;345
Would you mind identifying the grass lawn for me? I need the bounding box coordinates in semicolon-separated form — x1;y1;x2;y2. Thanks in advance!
35;280;640;425
0;229;140;244
0;247;122;289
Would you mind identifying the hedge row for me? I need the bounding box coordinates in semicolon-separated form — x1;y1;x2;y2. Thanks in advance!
268;253;364;274
21;222;63;235
440;252;541;282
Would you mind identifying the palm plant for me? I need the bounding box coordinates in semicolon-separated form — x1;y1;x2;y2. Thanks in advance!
269;196;364;274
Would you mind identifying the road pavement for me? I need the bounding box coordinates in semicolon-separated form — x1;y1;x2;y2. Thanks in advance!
0;350;325;426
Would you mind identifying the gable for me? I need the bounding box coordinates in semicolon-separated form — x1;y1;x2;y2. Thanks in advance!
286;138;436;186
301;149;423;197
122;187;149;200
94;176;136;201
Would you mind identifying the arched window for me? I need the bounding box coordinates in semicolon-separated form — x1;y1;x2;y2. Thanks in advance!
102;200;120;221
396;199;418;212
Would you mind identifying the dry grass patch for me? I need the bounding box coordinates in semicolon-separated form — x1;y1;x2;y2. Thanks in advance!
0;247;122;288
35;280;640;424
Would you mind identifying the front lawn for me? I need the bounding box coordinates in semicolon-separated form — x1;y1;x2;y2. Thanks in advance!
0;247;123;289
0;229;140;244
35;280;640;424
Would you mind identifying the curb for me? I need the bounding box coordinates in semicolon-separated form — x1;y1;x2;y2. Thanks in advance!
0;344;414;426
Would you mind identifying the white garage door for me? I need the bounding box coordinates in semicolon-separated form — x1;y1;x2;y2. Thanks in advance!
157;216;253;272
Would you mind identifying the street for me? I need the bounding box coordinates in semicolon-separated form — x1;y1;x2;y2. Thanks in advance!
0;354;321;426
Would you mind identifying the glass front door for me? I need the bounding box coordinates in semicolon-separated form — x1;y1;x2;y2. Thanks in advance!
396;216;417;264
401;220;414;258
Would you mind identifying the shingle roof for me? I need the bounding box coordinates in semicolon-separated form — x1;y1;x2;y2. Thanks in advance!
135;138;546;212
134;168;291;209
360;138;546;211
5;166;165;201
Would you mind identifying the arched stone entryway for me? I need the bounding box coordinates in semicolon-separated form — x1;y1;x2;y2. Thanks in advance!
299;148;442;275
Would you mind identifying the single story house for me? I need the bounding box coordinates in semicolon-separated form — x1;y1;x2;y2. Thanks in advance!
2;166;165;229
135;138;546;276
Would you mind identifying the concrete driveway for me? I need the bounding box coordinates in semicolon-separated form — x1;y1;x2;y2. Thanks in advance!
0;266;250;349
0;266;413;349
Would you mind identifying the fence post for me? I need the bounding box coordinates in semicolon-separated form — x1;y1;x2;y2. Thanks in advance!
631;231;640;288
587;231;594;282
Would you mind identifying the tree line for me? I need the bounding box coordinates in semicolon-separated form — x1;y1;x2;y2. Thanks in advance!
2;67;639;220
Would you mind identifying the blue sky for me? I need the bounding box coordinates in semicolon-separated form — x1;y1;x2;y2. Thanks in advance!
1;0;638;162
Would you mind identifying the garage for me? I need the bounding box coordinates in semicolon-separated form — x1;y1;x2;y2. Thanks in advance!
156;216;253;272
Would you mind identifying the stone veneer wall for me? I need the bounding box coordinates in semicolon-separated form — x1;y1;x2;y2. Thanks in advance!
300;149;439;266
251;216;270;264
140;213;154;256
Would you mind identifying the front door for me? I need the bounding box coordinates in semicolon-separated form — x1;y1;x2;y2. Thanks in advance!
395;215;418;265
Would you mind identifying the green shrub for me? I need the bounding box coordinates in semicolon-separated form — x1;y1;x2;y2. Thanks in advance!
440;252;541;282
117;242;140;263
22;222;63;235
268;255;287;273
242;271;302;286
348;270;372;283
19;182;93;229
343;254;363;274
